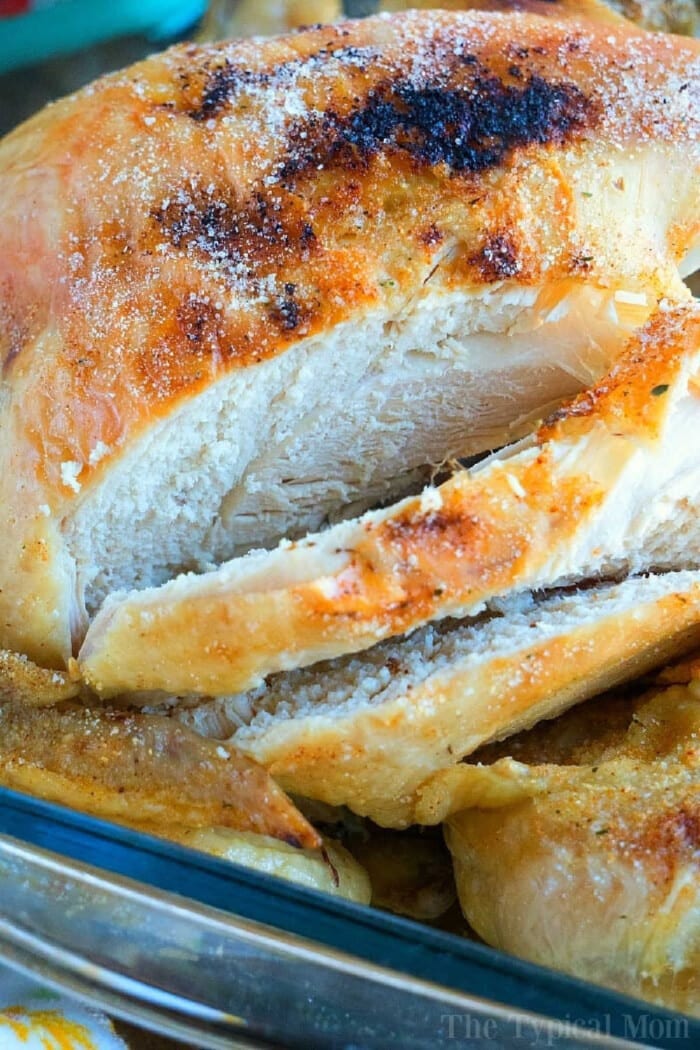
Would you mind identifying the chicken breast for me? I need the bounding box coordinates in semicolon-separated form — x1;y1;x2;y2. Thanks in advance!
81;302;700;698
422;683;700;1015
1;11;698;669
165;569;700;826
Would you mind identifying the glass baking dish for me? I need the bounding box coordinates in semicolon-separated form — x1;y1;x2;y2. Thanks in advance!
0;786;695;1049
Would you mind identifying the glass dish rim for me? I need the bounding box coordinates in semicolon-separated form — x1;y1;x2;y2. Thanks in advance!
0;784;696;1049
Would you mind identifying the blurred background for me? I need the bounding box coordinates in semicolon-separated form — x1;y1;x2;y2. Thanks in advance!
0;0;381;136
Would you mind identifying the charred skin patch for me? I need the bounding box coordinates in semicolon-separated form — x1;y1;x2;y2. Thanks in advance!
186;62;271;122
383;507;483;550
419;223;443;248
471;234;521;281
280;72;594;183
571;252;595;273
183;46;377;122
146;52;596;365
176;296;221;353
152;189;317;266
151;188;321;339
271;282;307;333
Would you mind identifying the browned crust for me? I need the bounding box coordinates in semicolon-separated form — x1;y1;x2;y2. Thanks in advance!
0;650;80;707
0;704;319;847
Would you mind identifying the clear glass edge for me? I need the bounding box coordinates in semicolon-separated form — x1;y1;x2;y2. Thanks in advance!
0;785;695;1049
0;830;656;1050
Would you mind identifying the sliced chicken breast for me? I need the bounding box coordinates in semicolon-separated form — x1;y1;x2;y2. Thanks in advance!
162;569;700;826
81;303;700;698
1;12;697;669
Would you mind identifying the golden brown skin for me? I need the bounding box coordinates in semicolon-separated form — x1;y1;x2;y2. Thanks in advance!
0;705;319;847
422;686;700;1014
0;650;80;707
0;11;698;667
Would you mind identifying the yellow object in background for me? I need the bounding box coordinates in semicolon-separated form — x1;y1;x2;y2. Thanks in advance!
197;0;700;39
198;0;342;39
0;982;127;1049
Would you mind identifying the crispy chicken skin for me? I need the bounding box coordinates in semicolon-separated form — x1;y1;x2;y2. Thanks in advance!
421;684;700;1015
0;704;319;846
0;11;698;669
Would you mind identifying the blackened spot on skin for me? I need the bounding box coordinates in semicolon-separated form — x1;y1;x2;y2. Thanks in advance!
177;296;219;351
386;508;477;545
544;388;599;427
151;188;318;337
272;282;302;331
419;223;443;247
300;222;317;248
283;834;304;849
151;188;311;266
472;234;521;281
186;46;376;122
279;72;594;183
187;61;271;121
571;252;594;273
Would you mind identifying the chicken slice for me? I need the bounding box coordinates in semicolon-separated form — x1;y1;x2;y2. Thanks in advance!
156;569;700;827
